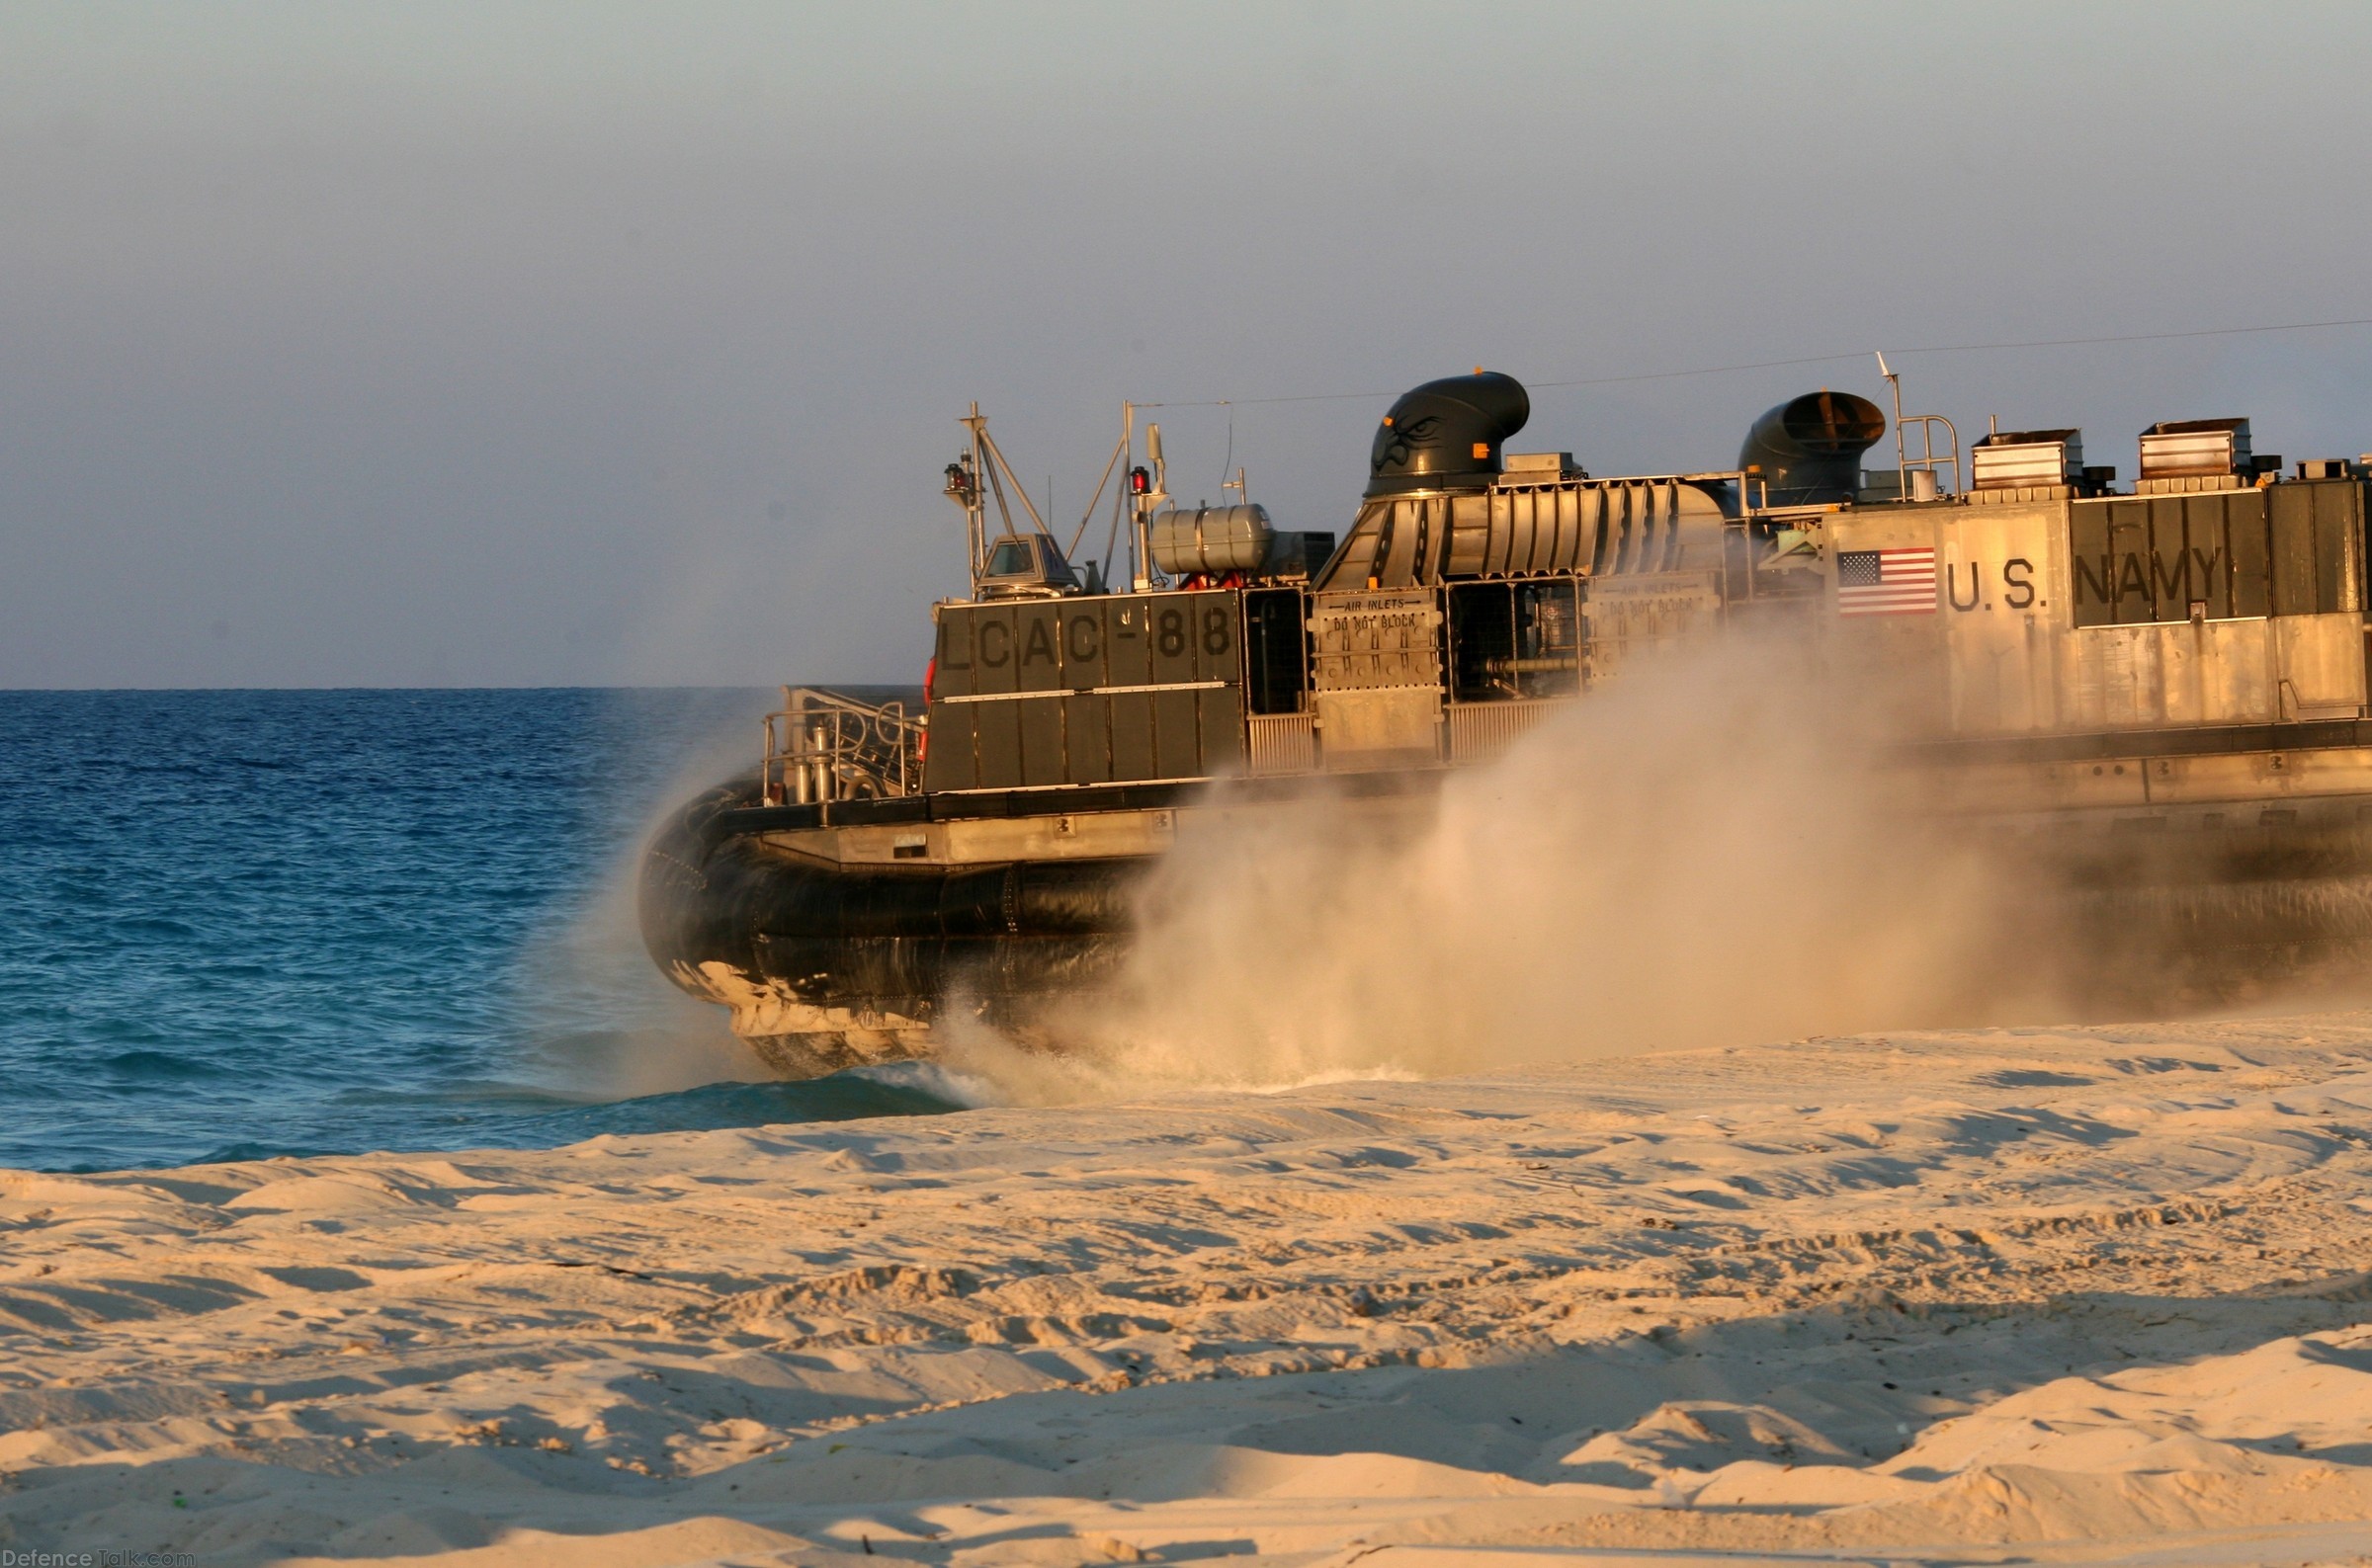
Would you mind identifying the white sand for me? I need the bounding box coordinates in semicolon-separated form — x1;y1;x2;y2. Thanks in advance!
5;1015;2372;1567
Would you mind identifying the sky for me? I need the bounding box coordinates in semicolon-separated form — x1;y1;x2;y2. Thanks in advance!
6;0;2372;688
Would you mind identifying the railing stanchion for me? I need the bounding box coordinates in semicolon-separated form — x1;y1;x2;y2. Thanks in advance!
755;688;926;805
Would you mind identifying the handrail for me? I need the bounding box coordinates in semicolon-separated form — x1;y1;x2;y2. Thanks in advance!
1898;413;1962;498
760;687;924;806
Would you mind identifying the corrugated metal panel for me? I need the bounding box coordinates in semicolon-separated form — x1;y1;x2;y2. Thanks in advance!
1147;597;1198;685
1535;488;1564;574
1246;712;1315;776
970;604;1019;694
1018;695;1064;786
2177;496;2234;619
1555;487;1583;572
2106;499;2152;625
922;591;1245;791
1190;592;1239;682
2270;482;2318;617
1446;699;1559;763
1151;688;1201;779
2070;502;2114;626
1055;604;1106;692
974;699;1022;788
923;701;978;791
2069;492;2275;626
1062;695;1110;784
2312;481;2360;613
1198;688;1245;773
933;610;978;699
1506;490;1537;575
1325;501;1387;587
1444;494;1488;582
1455;495;1498;577
1013;605;1062;694
2230;493;2271;619
1103;599;1152;686
1109;692;1154;780
2265;478;2370;616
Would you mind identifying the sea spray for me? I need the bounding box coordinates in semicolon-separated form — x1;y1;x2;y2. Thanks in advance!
509;689;781;1099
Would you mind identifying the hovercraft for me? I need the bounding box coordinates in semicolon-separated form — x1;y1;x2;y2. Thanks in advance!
641;370;2372;1074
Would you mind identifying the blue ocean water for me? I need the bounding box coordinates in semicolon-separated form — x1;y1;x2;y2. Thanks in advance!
0;689;961;1173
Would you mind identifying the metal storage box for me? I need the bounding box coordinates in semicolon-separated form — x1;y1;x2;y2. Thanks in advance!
2140;418;2250;479
1971;429;2083;490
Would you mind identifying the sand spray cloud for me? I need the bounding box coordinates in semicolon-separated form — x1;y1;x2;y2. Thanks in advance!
968;632;2067;1096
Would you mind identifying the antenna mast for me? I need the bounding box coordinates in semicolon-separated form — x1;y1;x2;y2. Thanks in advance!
945;403;988;593
1877;351;1907;497
1134;419;1170;592
1873;350;1961;501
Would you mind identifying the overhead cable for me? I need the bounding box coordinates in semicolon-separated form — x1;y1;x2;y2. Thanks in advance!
1132;314;2372;411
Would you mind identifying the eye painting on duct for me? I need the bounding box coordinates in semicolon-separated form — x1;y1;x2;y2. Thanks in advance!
1375;413;1444;471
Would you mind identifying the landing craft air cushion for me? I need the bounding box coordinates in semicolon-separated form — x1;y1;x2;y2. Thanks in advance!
640;370;2372;1074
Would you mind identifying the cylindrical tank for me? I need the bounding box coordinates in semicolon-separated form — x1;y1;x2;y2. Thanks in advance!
1149;503;1274;574
1365;371;1532;497
1737;390;1887;506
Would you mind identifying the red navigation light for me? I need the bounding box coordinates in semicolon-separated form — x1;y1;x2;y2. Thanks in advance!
1129;465;1151;494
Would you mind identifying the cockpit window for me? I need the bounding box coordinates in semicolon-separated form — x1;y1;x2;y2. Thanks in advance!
985;539;1036;577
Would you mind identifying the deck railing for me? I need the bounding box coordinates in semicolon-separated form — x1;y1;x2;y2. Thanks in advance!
761;688;924;805
765;687;1565;806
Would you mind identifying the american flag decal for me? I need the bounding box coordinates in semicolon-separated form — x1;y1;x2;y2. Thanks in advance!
1836;546;1938;616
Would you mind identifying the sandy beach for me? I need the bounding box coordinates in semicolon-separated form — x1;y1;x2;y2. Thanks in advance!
5;1014;2372;1567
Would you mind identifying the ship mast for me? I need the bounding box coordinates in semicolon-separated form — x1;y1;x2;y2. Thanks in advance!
1132;410;1169;592
947;404;1071;598
944;404;987;592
